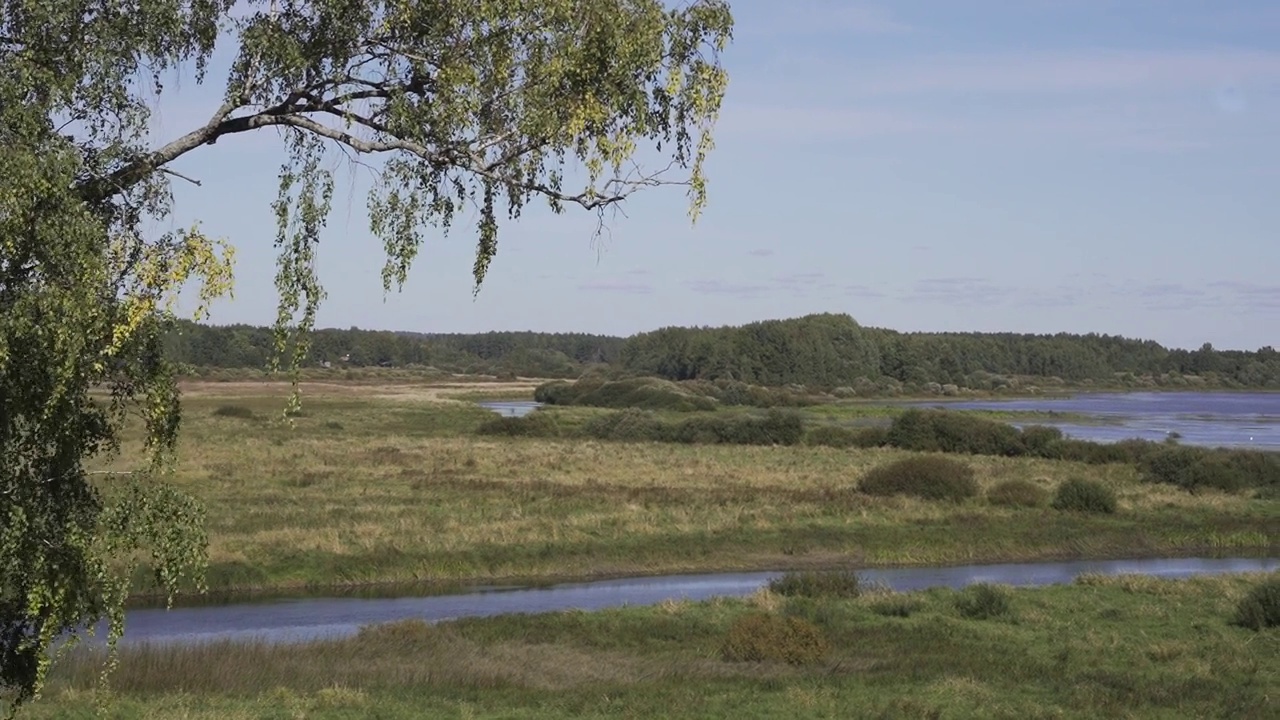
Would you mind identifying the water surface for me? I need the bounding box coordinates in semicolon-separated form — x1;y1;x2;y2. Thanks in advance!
919;392;1280;449
478;400;542;417
110;557;1277;646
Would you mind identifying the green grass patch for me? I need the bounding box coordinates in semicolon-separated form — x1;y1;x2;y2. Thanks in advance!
30;573;1280;719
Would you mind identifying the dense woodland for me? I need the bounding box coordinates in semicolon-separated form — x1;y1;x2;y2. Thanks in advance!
165;314;1280;390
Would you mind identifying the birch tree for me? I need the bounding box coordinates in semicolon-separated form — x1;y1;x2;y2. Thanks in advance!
0;0;732;711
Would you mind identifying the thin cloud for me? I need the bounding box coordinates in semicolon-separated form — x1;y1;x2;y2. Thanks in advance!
747;248;775;257
577;280;653;295
686;280;771;298
844;284;886;298
774;272;825;285
906;277;1013;306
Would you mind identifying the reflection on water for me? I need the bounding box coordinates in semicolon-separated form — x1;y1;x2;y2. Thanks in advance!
916;392;1280;449
478;401;542;417
105;556;1277;646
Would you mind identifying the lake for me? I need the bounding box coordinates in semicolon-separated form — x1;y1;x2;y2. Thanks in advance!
914;391;1280;450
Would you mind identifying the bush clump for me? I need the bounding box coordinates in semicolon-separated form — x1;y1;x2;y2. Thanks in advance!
768;570;862;599
1019;424;1064;455
887;409;1025;456
580;408;670;442
1232;576;1280;631
986;479;1049;508
720;612;828;665
954;583;1012;620
474;412;562;438
859;456;978;502
670;410;806;446
1051;477;1117;514
212;404;256;419
1140;446;1280;494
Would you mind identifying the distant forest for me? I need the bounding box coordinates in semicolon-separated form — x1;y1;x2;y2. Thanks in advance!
165;314;1280;390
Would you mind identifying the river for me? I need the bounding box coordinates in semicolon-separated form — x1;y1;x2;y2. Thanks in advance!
106;556;1277;646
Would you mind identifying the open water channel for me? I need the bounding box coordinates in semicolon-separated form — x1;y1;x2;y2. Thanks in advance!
111;557;1278;646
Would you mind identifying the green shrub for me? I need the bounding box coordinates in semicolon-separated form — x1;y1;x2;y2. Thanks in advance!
474;412;562;438
986;479;1049;508
859;456;978;502
1020;424;1064;455
1232;576;1280;631
804;425;861;448
212;404;256;419
720;613;828;665
671;410;805;446
1140;446;1280;493
886;409;1026;457
768;570;862;599
954;583;1011;620
580;408;668;442
1051;477;1117;514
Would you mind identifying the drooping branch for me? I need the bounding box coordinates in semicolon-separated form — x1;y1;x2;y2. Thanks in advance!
77;78;690;212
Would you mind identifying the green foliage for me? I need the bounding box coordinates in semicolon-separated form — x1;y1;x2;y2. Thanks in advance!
887;409;1026;456
954;583;1012;619
2;0;735;711
575;409;807;446
614;313;1280;391
767;570;863;599
578;408;671;442
474;413;563;439
1139;446;1280;493
1051;478;1118;514
719;612;828;665
1231;576;1280;631
869;595;922;618
535;375;821;410
620;313;881;387
535;377;718;411
669;410;806;446
859;456;979;502
1020;424;1064;454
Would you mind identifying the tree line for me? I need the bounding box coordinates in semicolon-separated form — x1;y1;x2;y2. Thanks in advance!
163;313;1280;390
163;320;624;378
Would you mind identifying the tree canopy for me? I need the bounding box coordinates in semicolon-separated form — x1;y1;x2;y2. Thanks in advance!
0;0;732;712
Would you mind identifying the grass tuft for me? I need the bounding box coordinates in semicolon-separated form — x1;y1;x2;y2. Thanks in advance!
720;612;828;665
986;479;1049;508
954;583;1012;620
1232;575;1280;631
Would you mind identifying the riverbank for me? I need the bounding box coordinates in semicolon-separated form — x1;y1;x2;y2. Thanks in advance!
32;571;1280;719
94;386;1278;602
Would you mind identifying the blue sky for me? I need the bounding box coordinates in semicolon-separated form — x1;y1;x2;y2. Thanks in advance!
159;0;1280;350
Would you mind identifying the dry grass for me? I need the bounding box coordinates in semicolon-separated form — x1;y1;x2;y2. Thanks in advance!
87;382;1279;597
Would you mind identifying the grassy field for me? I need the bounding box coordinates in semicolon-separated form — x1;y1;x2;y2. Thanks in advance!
88;381;1278;600
30;572;1280;718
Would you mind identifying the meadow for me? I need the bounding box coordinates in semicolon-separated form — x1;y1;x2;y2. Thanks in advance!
88;379;1277;600
3;377;1263;717
32;572;1280;718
